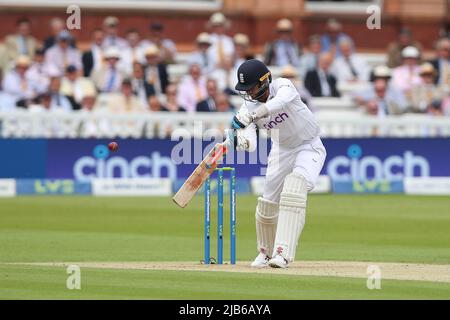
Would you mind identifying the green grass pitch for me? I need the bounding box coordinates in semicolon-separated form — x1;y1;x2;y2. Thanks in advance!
0;194;449;299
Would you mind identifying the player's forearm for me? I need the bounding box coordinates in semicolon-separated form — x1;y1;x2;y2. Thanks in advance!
252;104;269;120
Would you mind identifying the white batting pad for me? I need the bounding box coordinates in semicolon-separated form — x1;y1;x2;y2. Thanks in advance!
272;173;308;262
255;197;279;256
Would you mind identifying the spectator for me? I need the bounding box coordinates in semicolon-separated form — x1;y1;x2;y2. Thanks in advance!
320;18;354;58
43;17;76;52
143;44;169;96
100;79;146;113
233;33;253;69
304;53;340;97
148;94;174;138
82;28;105;77
264;18;301;67
408;63;446;113
27;88;69;137
215;92;234;112
148;95;166;112
177;63;207;112
121;29;146;74
164;84;186;112
91;47;126;93
429;37;450;86
207;12;234;70
441;96;450;116
280;65;314;111
79;88;112;138
299;34;322;79
196;78;219;112
353;65;408;116
29;91;52;112
79;91;97;113
47;76;73;111
391;46;422;93
331;38;370;83
102;16;129;50
2;55;38;108
427;99;445;116
4;18;40;63
130;62;155;108
387;27;423;68
45;30;82;75
141;22;177;65
60;65;96;110
189;32;214;74
0;44;8;79
209;55;235;94
27;48;51;94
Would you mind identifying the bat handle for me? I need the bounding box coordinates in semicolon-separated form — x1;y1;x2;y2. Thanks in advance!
205;141;228;169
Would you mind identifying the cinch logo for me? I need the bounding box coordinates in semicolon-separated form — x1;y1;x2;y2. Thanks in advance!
263;112;289;130
327;144;430;182
73;145;176;182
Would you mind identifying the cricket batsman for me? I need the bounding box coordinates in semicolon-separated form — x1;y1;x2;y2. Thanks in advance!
227;59;326;268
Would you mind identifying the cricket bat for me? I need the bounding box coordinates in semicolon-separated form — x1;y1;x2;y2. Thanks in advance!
172;140;229;208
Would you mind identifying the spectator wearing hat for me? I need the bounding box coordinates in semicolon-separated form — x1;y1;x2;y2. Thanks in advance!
429;37;450;87
320;18;354;58
207;12;235;70
102;16;129;50
43;17;76;52
407;62;446;113
189;32;215;74
45;30;82;75
1;55;39;108
177;63;207;112
264;18;301;67
233;33;254;69
331;38;370;83
27;48;52;94
82;28;105;77
304;52;340;97
299;34;322;79
130;62;155;108
4;18;40;63
353;65;408;117
391;46;422;93
91;47;127;93
387;27;423;68
143;44;169;96
79;91;112;139
140;22;177;65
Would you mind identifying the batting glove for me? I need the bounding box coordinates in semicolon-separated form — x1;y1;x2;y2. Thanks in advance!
231;110;255;129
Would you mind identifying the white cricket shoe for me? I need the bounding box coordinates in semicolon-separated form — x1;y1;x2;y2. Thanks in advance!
250;252;270;268
268;254;288;268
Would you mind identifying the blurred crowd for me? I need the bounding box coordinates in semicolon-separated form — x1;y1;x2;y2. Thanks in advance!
0;13;449;118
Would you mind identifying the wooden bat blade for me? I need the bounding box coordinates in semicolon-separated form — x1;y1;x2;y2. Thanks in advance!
172;142;228;208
